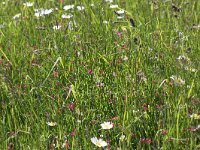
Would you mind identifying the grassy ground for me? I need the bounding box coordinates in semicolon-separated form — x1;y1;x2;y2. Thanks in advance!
0;0;199;149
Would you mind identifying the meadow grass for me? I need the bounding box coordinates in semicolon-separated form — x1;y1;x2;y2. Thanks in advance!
0;0;199;149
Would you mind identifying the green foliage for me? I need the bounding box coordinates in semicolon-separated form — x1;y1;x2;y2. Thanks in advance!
0;0;199;149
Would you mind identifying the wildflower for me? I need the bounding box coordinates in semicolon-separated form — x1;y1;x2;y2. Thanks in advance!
77;6;85;11
177;55;187;60
62;141;70;148
70;130;76;136
63;5;74;10
119;134;125;141
34;8;53;17
61;14;73;19
68;103;74;111
13;13;21;19
184;66;197;72
116;10;125;14
23;2;34;7
145;138;151;143
140;137;145;142
161;130;168;135
170;75;185;86
91;137;107;147
190;113;200;119
110;4;118;9
105;0;113;3
100;122;113;130
47;122;57;126
53;25;61;30
117;16;124;19
88;69;93;75
123;56;128;61
65;142;70;148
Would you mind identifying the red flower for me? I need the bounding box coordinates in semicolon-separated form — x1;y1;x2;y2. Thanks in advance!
65;142;70;148
145;138;151;144
161;130;168;135
143;103;148;111
182;128;187;132
140;137;145;142
68;103;73;111
88;69;93;75
71;130;76;136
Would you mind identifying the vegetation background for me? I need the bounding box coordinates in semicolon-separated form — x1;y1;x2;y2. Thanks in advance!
0;0;199;149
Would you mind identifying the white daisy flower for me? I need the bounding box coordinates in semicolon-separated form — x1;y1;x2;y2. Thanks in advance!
105;0;113;3
116;10;125;14
91;137;107;147
53;25;61;30
77;6;85;11
13;13;21;19
117;16;124;19
119;134;125;141
61;14;73;19
34;8;53;17
23;2;34;7
63;5;74;10
47;122;57;126
110;4;118;9
100;122;113;130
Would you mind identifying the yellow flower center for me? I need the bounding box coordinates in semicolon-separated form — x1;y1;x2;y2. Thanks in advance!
95;141;101;147
105;124;109;129
193;114;199;119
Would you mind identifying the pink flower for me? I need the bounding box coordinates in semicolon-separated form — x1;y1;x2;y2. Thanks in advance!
145;138;151;144
68;103;73;111
88;69;93;75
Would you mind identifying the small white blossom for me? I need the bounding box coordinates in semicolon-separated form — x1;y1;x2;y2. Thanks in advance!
23;2;34;7
53;25;61;30
91;137;107;147
47;122;57;126
63;5;74;10
119;134;125;141
105;0;113;3
170;75;185;86
61;14;73;19
110;4;118;9
117;16;124;19
100;122;113;130
13;13;21;19
116;10;125;14
34;8;53;17
77;6;85;11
